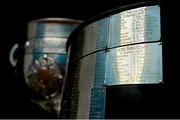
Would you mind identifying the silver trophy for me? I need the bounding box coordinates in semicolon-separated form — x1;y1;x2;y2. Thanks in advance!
62;4;162;119
9;18;82;116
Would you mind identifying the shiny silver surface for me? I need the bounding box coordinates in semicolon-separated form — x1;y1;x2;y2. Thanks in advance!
109;5;160;47
25;37;67;54
105;42;162;85
70;5;160;60
64;42;162;118
28;18;82;39
63;5;162;119
25;18;82;54
24;18;82;115
72;18;109;59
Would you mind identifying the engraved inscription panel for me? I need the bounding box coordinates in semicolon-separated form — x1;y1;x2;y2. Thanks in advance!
106;42;162;85
76;18;109;59
120;6;160;44
110;5;160;47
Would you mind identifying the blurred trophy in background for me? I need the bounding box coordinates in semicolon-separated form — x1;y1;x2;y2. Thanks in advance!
10;18;82;116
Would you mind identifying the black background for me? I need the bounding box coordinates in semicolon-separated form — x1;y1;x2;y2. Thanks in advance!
1;0;180;118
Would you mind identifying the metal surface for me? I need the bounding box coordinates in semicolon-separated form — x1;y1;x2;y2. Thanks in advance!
62;2;162;119
23;18;82;115
25;37;67;54
109;5;160;47
27;18;82;39
106;42;162;85
67;5;161;86
68;5;160;60
26;18;82;54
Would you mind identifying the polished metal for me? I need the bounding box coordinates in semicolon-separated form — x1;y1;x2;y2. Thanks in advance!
69;5;160;60
106;42;162;85
24;18;82;115
63;5;162;119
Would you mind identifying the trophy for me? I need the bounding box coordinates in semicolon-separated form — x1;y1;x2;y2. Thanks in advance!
9;18;82;116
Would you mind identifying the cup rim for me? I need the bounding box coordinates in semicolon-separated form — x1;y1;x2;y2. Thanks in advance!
29;17;82;24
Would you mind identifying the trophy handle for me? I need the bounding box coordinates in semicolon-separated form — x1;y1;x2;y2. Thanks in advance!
9;43;19;67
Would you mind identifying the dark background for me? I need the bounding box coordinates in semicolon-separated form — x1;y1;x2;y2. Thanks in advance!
1;0;179;118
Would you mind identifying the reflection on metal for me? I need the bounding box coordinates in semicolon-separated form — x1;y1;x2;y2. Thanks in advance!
106;42;162;85
26;55;63;98
68;5;160;60
110;5;160;47
9;43;19;67
62;3;162;119
25;37;67;54
24;18;82;115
